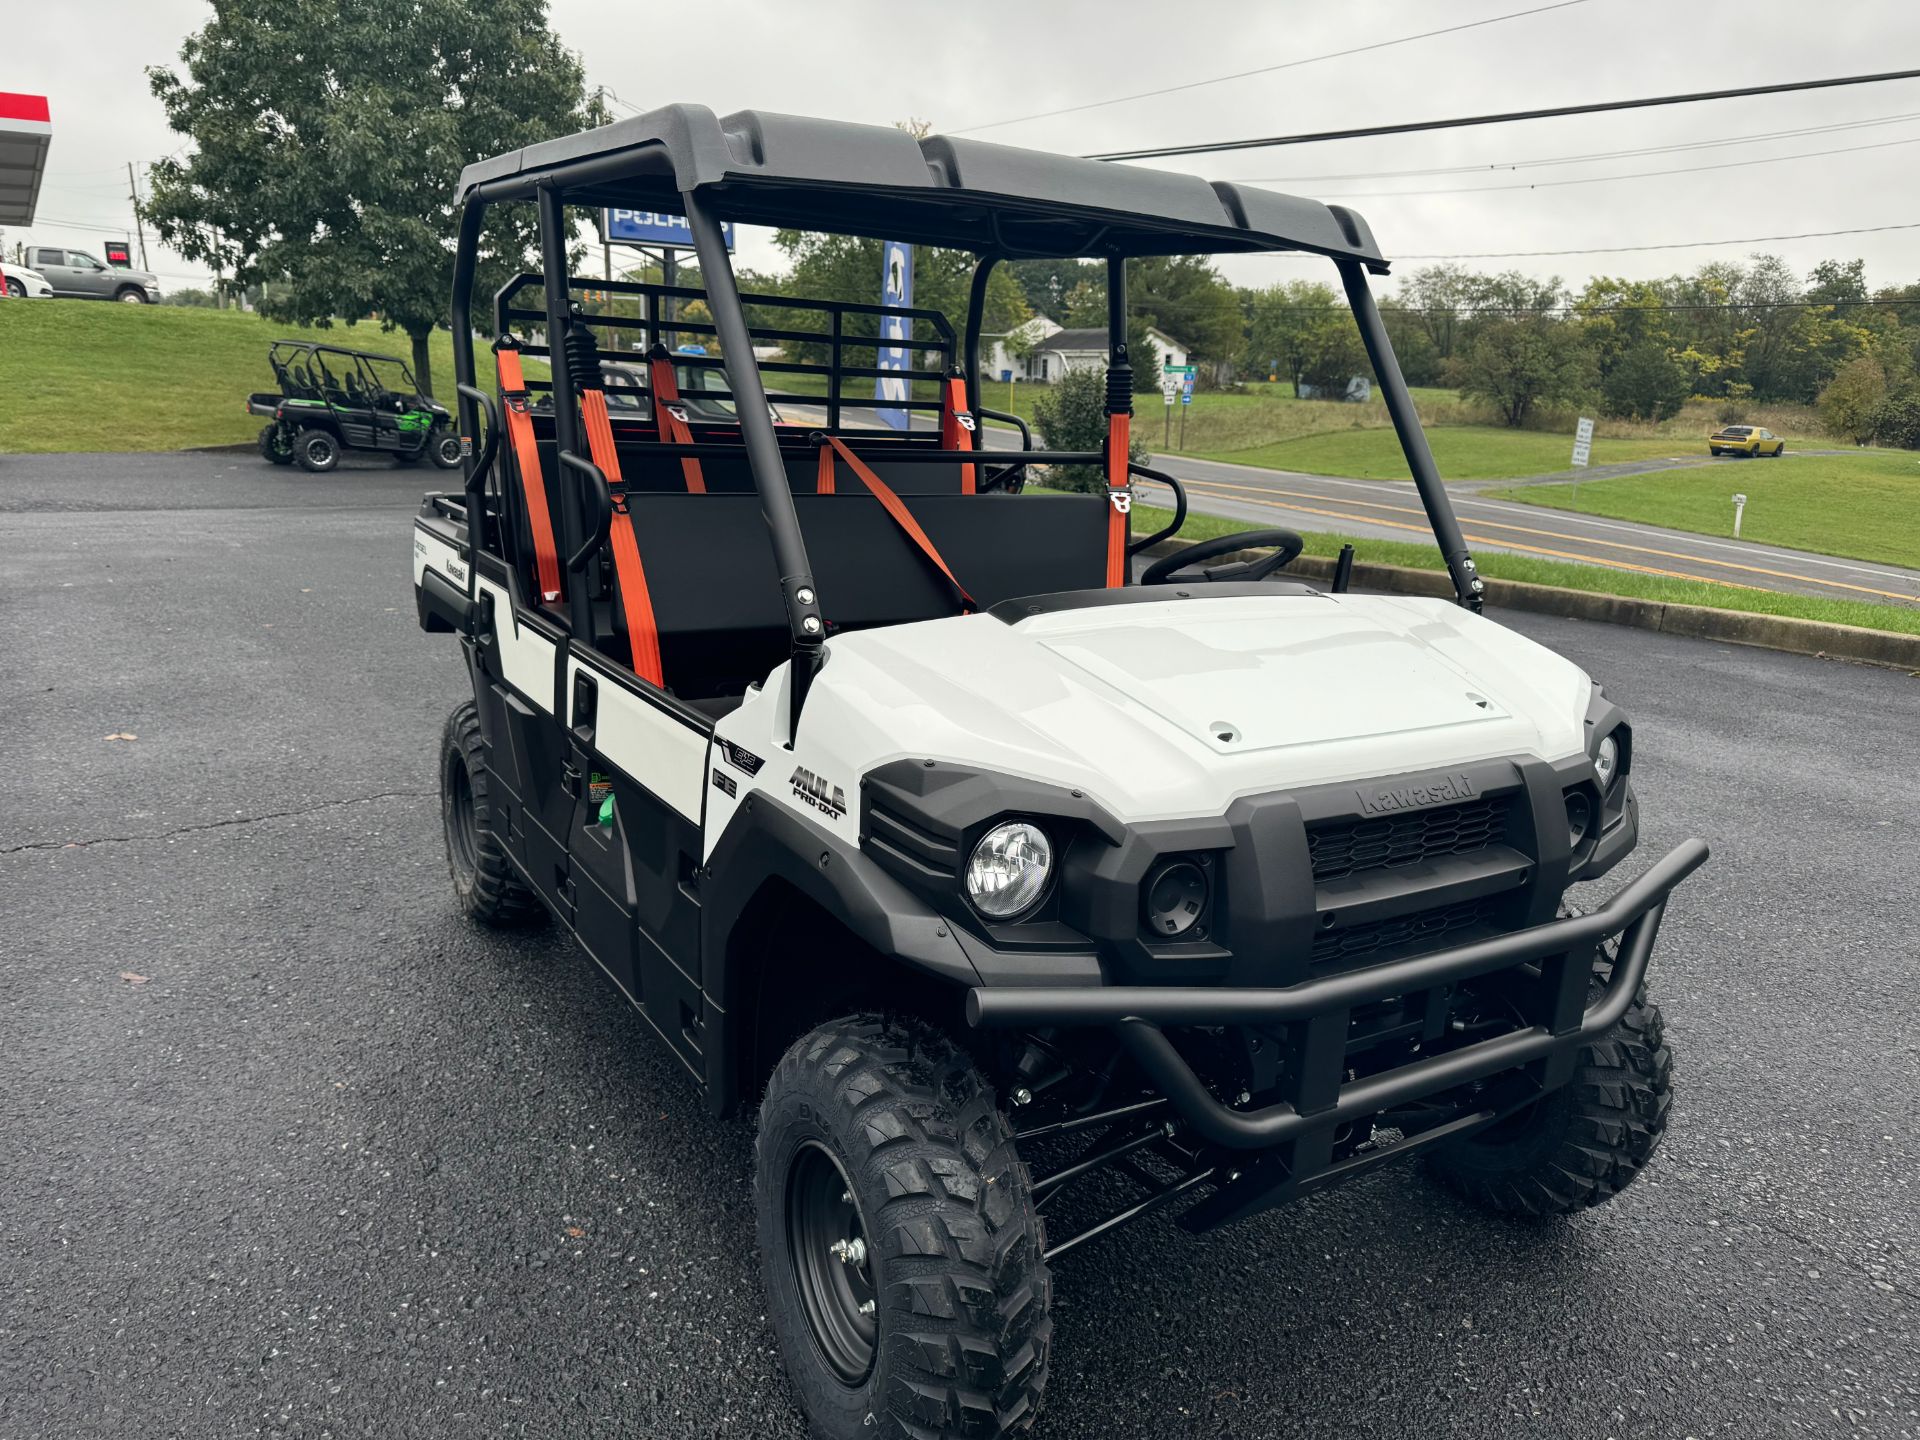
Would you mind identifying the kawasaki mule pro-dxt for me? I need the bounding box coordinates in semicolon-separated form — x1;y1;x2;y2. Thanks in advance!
410;105;1707;1440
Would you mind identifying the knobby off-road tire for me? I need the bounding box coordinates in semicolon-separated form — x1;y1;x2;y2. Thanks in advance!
756;1017;1052;1440
1426;949;1672;1217
430;430;465;469
258;424;294;465
439;701;543;928
292;428;339;473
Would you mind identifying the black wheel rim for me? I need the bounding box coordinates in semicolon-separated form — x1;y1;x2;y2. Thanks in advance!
785;1140;876;1385
307;437;334;465
437;436;463;464
445;752;478;881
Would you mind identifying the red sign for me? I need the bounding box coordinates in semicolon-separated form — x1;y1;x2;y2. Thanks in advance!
0;93;52;124
104;240;132;267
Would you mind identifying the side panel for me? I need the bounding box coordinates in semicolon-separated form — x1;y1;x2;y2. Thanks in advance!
565;649;711;1081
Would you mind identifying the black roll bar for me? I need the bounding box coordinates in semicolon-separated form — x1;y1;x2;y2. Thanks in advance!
1338;258;1484;612
962;252;1002;419
537;184;595;639
681;188;826;739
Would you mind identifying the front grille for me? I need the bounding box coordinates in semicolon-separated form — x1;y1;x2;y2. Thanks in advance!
1312;896;1492;966
1306;796;1511;884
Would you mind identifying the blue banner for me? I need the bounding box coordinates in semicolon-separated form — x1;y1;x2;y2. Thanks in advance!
874;239;913;431
599;209;735;250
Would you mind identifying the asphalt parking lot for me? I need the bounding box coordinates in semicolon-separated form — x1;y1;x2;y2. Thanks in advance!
3;451;1916;1440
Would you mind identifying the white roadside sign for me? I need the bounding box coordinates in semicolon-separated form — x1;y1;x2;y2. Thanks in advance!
1571;415;1595;468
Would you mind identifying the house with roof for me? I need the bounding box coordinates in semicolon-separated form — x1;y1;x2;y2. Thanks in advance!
981;315;1189;383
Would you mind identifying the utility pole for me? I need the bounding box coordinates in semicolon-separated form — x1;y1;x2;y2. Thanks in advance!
126;162;150;270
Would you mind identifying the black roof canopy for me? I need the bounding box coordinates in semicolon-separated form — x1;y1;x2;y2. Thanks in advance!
457;103;1388;271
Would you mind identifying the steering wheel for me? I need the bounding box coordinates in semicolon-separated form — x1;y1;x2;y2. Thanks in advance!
1141;528;1305;586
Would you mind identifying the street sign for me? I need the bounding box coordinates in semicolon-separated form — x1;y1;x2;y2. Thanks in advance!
1163;363;1194;407
874;239;914;431
1181;372;1195;406
1571;415;1594;468
598;209;735;251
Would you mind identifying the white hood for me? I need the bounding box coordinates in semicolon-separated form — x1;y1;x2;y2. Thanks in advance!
777;591;1593;825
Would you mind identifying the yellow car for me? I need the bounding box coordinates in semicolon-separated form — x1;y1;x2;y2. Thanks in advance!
1709;425;1785;457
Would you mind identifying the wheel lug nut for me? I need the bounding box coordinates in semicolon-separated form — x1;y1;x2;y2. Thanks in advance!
857;1299;875;1316
828;1237;867;1266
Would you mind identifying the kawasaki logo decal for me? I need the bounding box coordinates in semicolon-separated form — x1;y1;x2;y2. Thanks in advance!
1359;773;1475;815
789;766;847;821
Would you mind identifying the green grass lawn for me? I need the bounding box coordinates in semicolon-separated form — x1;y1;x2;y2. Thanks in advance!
0;302;466;453
1199;425;1692;481
1127;500;1920;637
1486;450;1920;570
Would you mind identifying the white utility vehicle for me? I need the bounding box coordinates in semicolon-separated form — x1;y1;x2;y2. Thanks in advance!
411;106;1707;1440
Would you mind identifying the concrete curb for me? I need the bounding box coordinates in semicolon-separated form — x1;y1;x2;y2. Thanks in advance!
1144;540;1920;673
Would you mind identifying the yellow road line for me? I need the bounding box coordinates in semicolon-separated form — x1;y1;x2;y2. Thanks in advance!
1161;474;1919;605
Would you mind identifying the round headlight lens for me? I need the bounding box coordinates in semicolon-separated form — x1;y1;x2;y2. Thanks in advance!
1594;733;1620;790
965;821;1052;919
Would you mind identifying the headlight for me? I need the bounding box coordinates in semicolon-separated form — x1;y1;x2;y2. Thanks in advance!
965;821;1052;919
1594;733;1620;790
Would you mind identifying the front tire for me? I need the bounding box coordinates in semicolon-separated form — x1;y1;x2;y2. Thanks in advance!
440;702;543;928
757;1018;1052;1440
4;278;23;299
292;428;339;473
429;430;465;469
1426;953;1672;1217
115;287;149;304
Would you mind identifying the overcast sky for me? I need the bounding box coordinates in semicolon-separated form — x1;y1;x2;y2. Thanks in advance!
11;0;1919;304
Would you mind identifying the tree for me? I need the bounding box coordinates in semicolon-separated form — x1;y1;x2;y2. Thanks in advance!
1818;357;1889;445
1602;340;1689;421
144;0;600;395
1244;280;1342;396
1127;255;1244;377
1457;317;1594;427
1030;365;1146;493
1869;388;1920;450
1006;257;1093;320
765;231;1029;374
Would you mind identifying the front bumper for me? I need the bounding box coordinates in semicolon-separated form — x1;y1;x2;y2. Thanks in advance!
969;837;1707;1153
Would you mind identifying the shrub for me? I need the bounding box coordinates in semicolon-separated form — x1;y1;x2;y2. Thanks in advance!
1870;389;1920;450
1820;358;1891;445
1716;384;1753;426
1601;341;1689;422
1030;365;1147;493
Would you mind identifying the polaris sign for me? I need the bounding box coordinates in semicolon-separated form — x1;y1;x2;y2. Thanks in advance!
598;209;734;251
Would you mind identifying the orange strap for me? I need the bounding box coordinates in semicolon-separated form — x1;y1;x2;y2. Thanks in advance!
576;373;666;688
815;442;836;495
1104;411;1132;587
607;498;664;686
820;435;974;612
646;353;707;494
939;375;977;494
496;347;564;605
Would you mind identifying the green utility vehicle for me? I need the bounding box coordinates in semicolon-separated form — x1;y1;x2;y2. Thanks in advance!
249;340;463;472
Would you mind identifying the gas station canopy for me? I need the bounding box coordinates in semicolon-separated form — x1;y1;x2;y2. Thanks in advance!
0;92;51;227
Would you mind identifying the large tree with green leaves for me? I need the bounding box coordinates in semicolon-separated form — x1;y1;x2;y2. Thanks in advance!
144;0;600;395
1457;316;1594;427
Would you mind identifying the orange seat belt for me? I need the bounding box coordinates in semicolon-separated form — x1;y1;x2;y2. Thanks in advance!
818;435;975;612
1104;411;1131;588
939;373;977;494
646;350;707;494
576;363;666;688
496;345;564;605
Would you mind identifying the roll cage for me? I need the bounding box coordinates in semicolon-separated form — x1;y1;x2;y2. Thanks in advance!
446;103;1484;735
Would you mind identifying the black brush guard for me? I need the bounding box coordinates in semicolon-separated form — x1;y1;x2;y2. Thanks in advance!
968;839;1707;1244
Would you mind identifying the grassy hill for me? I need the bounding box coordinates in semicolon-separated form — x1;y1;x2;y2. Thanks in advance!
0;303;464;453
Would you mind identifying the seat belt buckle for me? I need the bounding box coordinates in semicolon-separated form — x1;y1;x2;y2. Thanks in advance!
953;411;976;434
1107;485;1133;515
501;388;530;415
663;402;689;426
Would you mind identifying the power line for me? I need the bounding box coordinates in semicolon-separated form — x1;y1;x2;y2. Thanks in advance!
949;0;1589;135
1086;68;1920;162
1230;110;1920;186
1301;133;1920;200
1384;221;1920;260
1236;299;1917;315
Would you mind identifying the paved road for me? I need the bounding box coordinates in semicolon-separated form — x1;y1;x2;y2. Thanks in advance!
3;452;1916;1439
1135;452;1920;608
